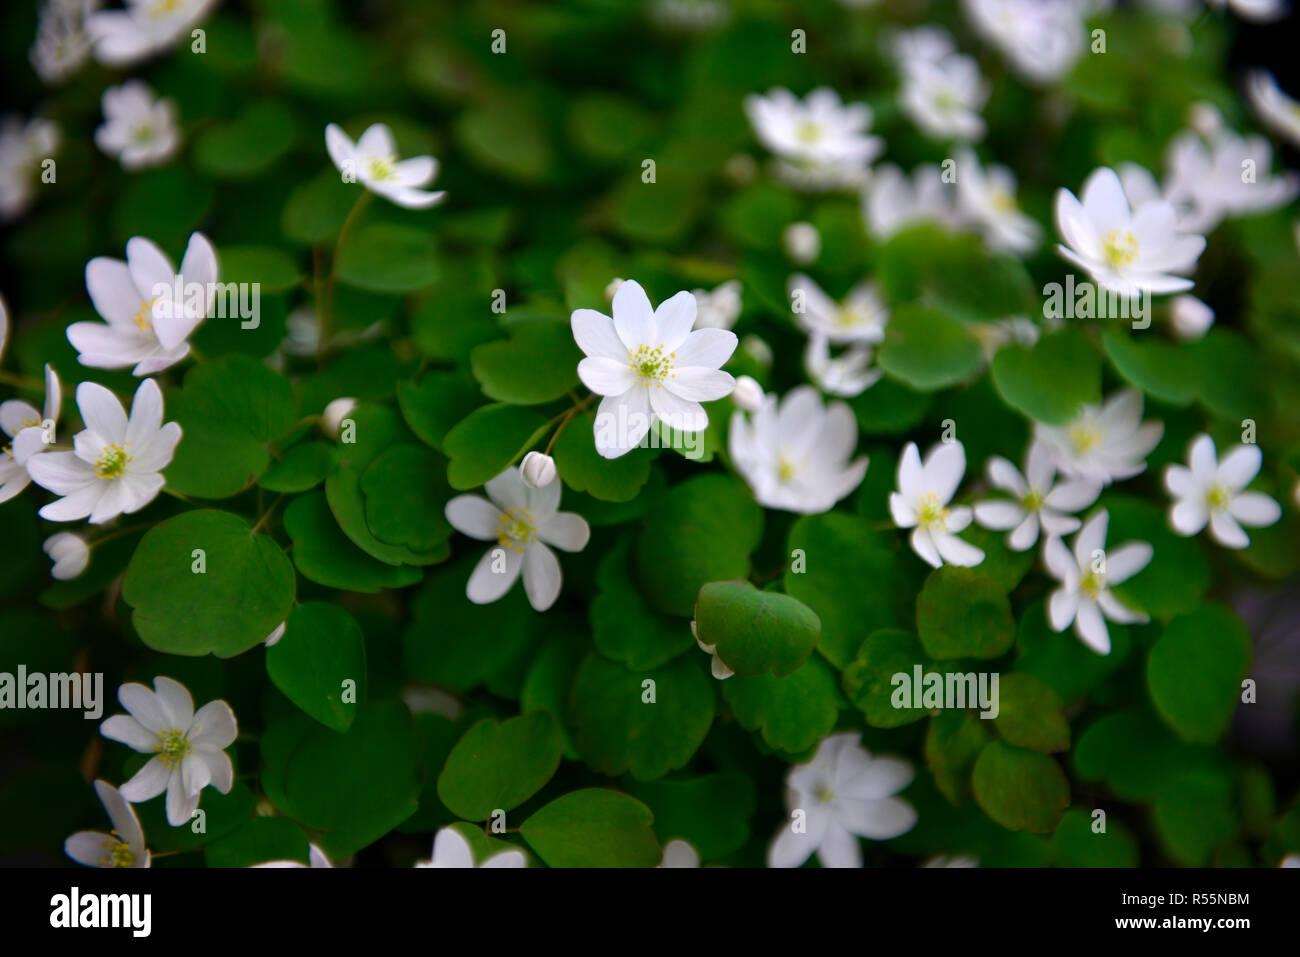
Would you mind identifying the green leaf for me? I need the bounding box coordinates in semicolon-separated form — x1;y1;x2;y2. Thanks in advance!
877;226;1034;321
164;355;297;498
925;710;992;806
972;741;1070;834
693;581;821;678
842;629;933;728
470;320;581;404
1052;809;1139;867
205;817;308;868
217;244;302;293
1190;328;1270;422
360;443;453;553
520;789;660;868
591;535;694;670
436;712;563;821
916;567;1015;660
336;223;438;293
283;491;423;593
259;441;333;493
1015;599;1131;702
1105;495;1210;618
114;167;213;250
992;673;1070;753
397;372;482;453
1147;603;1252;743
282;167;356;245
193;100;297;179
991;327;1102;426
266;602;367;732
1102;329;1198;406
877;303;983;392
849;378;931;434
722;654;842;754
625;772;757;861
552;415;653;502
122;509;295;658
568;653;715;781
456;96;552;182
1153;767;1237;866
633;474;763;618
443;404;548;491
569;94;655;162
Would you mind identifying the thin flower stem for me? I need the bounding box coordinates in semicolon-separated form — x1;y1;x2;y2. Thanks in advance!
541;392;598;455
161;487;198;505
0;369;42;389
88;523;153;547
320;191;371;363
250;494;286;536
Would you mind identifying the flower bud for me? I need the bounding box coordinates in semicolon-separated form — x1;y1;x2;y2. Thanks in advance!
604;277;625;301
519;451;558;489
782;222;821;265
322;397;359;440
43;532;88;581
730;375;764;412
1169;295;1214;341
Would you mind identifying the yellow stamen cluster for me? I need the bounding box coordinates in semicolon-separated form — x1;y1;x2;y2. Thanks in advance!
628;344;674;387
1068;422;1102;455
366;155;398;182
156;728;192;769
1080;569;1104;599
132;298;157;332
916;492;949;532
777;458;798;482
1022;488;1045;512
496;507;536;555
100;836;136;868
796;120;824;144
1205;483;1231;513
1102;229;1139;269
149;0;180;18
95;443;131;480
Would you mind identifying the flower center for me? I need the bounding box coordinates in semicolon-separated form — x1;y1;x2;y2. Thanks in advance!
132;298;157;332
835;306;870;329
1068;421;1102;455
1022;488;1045;512
149;0;180;17
815;786;835;804
990;188;1017;213
100;836;136;868
496;507;536;554
628;344;674;386
917;492;949;532
156;728;192;768
777;457;798;482
132;123;156;144
366;155;397;181
796;120;824;144
1102;229;1139;269
934;89;958;112
1080;568;1104;599
1205;483;1231;513
95;443;132;479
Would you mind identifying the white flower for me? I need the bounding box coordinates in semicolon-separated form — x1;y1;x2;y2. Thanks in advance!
739;333;773;369
804;334;881;398
649;0;731;31
963;0;1086;85
923;854;979;867
0;362;61;503
0;293;7;359
252;844;332;868
768;732;916;868
67;231;218;375
744;87;883;190
782;222;822;264
691;280;743;330
972;316;1040;359
1168;294;1214;341
1044;509;1152;655
445;468;590;612
862;163;963;240
100;676;237;827
729;374;764;412
416;826;526;868
1206;0;1287;22
27;378;181;525
0;115;60;222
691;620;734;680
729;385;868;515
1247;70;1300;150
899;52;990;142
321;397;359;440
1163;434;1282;548
658;839;701;868
65;780;149;869
44;532;90;580
955;148;1041;255
519;451;557;489
324;122;446;210
890;441;985;568
974;442;1102;551
890;25;957;65
87;0;216;67
1033;388;1164;485
30;0;99;84
1282;854;1300;868
788;274;889;345
572;279;737;459
1055;167;1206;296
94;80;179;170
262;621;286;648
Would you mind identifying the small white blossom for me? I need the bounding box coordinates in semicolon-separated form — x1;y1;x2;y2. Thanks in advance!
691;280;743;330
1164;434;1281;548
782;222;822;264
95;80;179;170
0;362;61;503
744;87;883;191
1034;388;1164;485
730;386;868;515
890;440;985;568
1168;294;1214;341
262;621;287;648
1206;0;1287;22
862;163;963;240
416;826;526;868
445;468;590;612
27;378;182;524
658;839;701;867
100;676;237;827
691;620;734;680
729;374;764;412
252;844;332;868
804;335;880;398
898;51;990;142
30;0;100;84
87;0;216;67
0;115;60;222
65;780;149;868
788;274;889;346
974;442;1102;551
768;732;916;868
972;316;1040;360
44;532;90;580
962;0;1087;85
954;148;1041;255
1044;510;1152;655
1247;70;1300;150
321;397;359;440
325;122;446;209
519;450;557;489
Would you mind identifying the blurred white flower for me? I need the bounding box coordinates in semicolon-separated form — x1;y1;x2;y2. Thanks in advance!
730;386;868;515
890;25;957;65
416;826;526;868
692;279;743;330
974;441;1101;551
0;115;60;222
1206;0;1287;22
252;844;332;868
729;374;764;412
100;676;238;827
963;0;1087;85
325;122;446;209
923;854;979;867
1168;294;1214;341
30;0;100;84
95;80;179;170
788;274;889;345
862;163;962;240
445;468;590;612
0;363;61;503
898;52;989;142
955;148;1041;255
43;532;89;580
782;222;822;264
321;397;359;440
1034;389;1164;485
768;732;916;868
65;780;149;869
1164;434;1281;548
658;838;701;867
1044;510;1152;655
648;0;731;31
1055;167;1205;296
804;334;880;398
972;316;1040;359
891;440;985;568
744;87;883;190
88;0;216;67
1247;70;1300;150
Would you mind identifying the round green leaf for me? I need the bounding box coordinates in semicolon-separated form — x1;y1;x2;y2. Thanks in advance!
877;303;983;392
1052;809;1139;867
259;441;333;493
693;581;821;678
193;100;297;179
282;167;356;245
520;789;660;868
443;403;549;491
992;673;1070;753
360;443;454;553
470;320;582;404
552;413;654;502
721;654;842;754
916;566;1015;660
266;602;367;732
1147;603;1252;743
625;772;757;861
397;372;483;453
991;327;1102;426
1102;329;1197;406
436;712;563;821
336;223;438;293
217;244;302;294
283;491;423;593
925;710;992;806
842;628;933;728
972;740;1070;834
592;535;694;670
